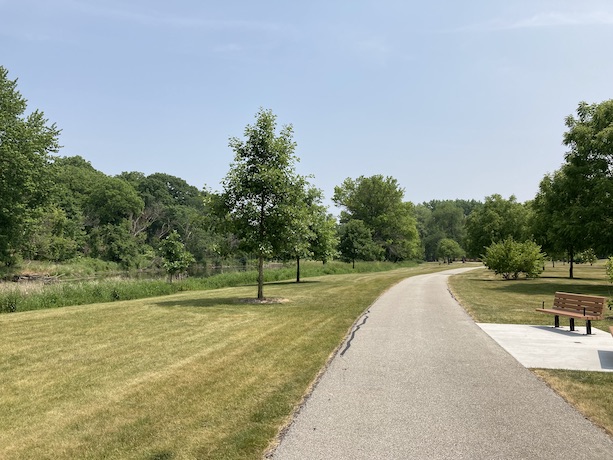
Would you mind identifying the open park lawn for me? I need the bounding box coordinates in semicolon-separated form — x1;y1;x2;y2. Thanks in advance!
1;264;452;460
449;262;613;436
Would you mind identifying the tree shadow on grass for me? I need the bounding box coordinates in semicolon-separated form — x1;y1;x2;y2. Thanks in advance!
153;296;294;309
153;297;249;309
487;280;613;298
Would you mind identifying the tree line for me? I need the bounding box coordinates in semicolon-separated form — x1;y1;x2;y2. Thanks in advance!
2;65;613;291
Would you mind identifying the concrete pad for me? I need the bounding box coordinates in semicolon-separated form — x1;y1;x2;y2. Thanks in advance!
478;323;613;372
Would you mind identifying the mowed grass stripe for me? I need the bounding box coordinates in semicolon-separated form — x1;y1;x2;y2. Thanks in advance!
1;264;452;459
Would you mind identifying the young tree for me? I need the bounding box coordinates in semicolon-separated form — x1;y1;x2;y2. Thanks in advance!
281;183;337;282
159;230;195;282
221;108;306;299
309;212;339;265
338;220;382;268
0;66;61;265
333;175;420;261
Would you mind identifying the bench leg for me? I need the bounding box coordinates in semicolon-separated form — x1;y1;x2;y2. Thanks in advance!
569;318;575;332
554;315;559;328
586;320;592;335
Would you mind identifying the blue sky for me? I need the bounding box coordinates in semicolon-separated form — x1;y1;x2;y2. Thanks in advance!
2;1;613;210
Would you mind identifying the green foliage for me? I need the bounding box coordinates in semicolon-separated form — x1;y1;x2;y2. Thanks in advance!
338;219;383;267
0;66;60;265
159;231;195;281
415;200;470;261
333;175;421;261
86;176;144;226
279;184;339;281
532;100;613;278
606;257;613;284
436;238;464;264
88;222;144;269
309;212;339;264
221;108;308;298
465;194;530;258
575;249;597;265
482;238;545;280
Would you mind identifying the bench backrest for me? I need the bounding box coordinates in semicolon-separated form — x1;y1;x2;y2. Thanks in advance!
553;292;606;317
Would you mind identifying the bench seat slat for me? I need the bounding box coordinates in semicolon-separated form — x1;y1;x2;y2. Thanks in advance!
535;308;602;320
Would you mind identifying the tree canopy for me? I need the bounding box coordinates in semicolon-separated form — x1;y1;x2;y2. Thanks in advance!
333;175;420;261
464;194;530;258
532;99;613;277
415;200;469;261
0;66;61;265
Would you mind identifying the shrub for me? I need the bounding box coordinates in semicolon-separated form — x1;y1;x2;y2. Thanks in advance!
482;238;545;280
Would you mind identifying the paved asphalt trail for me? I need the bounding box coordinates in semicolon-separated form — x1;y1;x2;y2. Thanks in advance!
270;268;613;459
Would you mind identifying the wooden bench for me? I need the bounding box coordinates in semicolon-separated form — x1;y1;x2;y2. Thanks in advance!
536;292;606;335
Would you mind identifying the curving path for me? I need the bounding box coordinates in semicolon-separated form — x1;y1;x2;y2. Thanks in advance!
270;268;613;459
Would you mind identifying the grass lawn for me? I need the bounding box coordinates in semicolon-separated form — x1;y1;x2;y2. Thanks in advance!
449;261;613;437
1;263;453;460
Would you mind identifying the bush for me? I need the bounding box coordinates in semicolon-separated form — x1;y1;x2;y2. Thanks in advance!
482;238;545;280
576;249;597;265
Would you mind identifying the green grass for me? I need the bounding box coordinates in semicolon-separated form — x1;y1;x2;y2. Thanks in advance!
448;261;613;330
449;261;613;437
532;369;613;436
0;262;452;459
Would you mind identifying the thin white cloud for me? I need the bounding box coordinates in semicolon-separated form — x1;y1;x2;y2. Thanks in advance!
449;10;613;33
503;11;613;29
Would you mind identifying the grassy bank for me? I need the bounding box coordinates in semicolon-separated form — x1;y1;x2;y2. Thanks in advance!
0;260;420;314
0;263;452;459
448;261;613;436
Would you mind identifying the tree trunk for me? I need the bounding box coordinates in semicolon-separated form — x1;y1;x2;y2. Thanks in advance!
296;256;301;283
569;248;574;279
257;255;264;299
257;194;266;299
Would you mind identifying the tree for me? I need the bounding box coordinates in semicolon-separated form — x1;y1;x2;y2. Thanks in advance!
159;230;195;282
119;171;213;264
333;175;420;261
86;176;144;226
562;100;613;254
482;238;545;280
337;220;382;268
416;200;467;261
221;108;307;299
464;194;530;258
436;238;464;264
0;66;61;265
532;100;613;278
309;212;339;265
280;183;337;282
